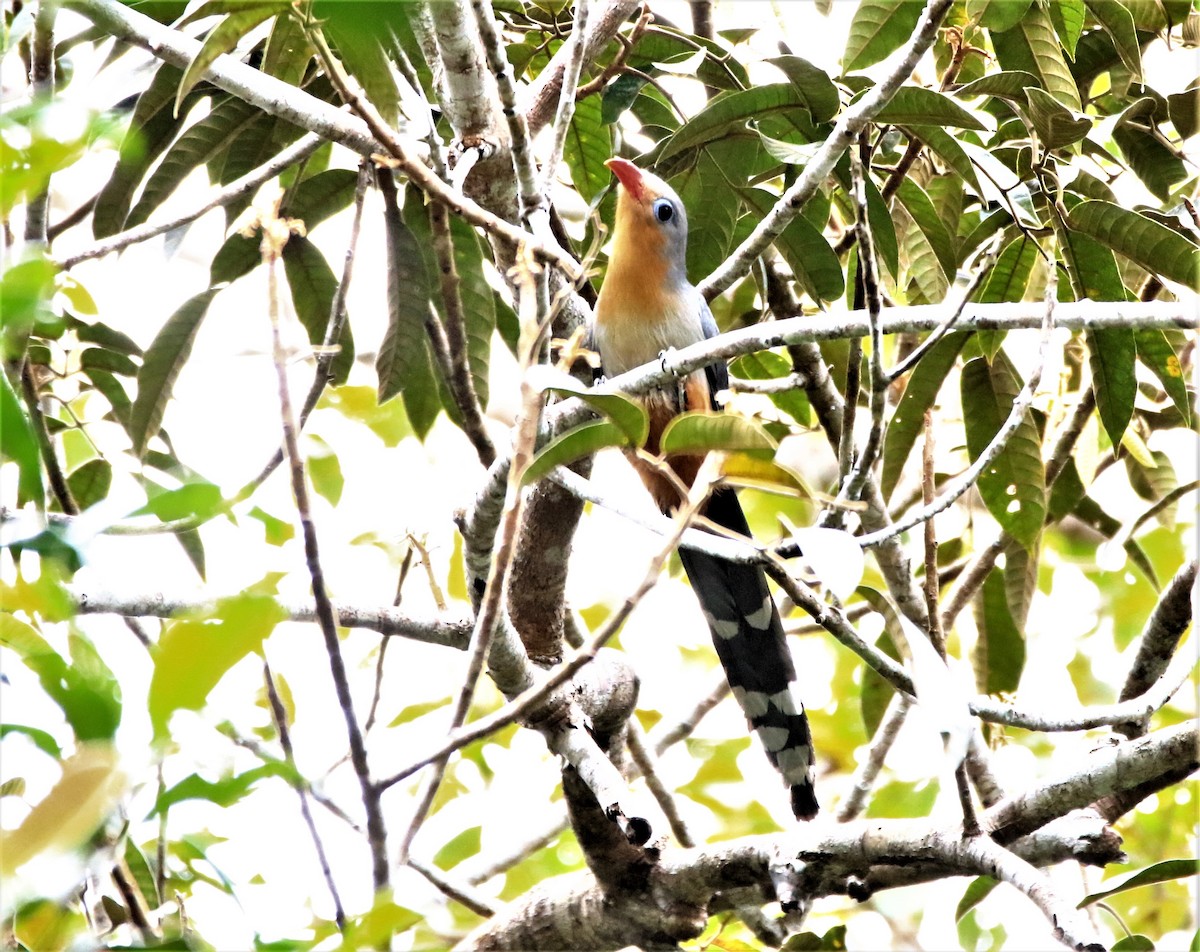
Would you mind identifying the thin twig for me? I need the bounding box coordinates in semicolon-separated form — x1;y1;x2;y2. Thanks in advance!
20;362;76;514
540;0;589;197
408;857;499;918
257;195;389;890
263;659;346;929
55;134;327;270
836;692;912;822
922;410;947;658
626;721;693;847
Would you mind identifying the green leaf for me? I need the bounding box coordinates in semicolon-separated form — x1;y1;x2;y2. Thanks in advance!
972;567;1026;694
1135;328;1192;423
544;382;648;446
1167;79;1200;140
387;697;450;727
873;86;987;130
741;187;844;304
843;0;924;71
448;214;496;410
1113;98;1188;202
968;0;1033;32
69;317;142;357
134;480;224;523
834;155;899;278
1;254;58;362
123;838;160;912
600;74;646;125
0;723;62;759
960;353;1046;548
882;333;967;500
1087;328;1137;448
377;183;442;438
129;290;218;457
1023;86;1092;147
1079;859;1200;907
522;420;628;486
93;62;212;237
316;1;409;126
153;762;295;815
1049;0;1085;59
148;591;288;742
1084;0;1143;81
658;83;823;162
307;438;344;506
0;371;44;507
659;411;777;458
730;351;812;427
262;6;313;85
899;125;982;194
67;459;112;511
564;94;610;203
977;235;1039;357
126;95;260;229
895;178;956;280
80;347;138;377
282;235;354;385
0;616;122;742
175;4;287;115
956;876;999;921
675;143;746;283
1111;937;1156;952
991;5;1082;111
864;778;939;818
765;55;840;122
954;70;1040;101
433;825;481;871
1067;200;1200;292
248;506;294;546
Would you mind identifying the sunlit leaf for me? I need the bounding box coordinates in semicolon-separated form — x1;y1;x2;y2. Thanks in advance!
1079;859;1200;907
522;419;628;486
843;0;924;71
660;412;777;459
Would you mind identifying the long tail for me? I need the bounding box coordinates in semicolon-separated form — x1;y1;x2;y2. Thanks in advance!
677;488;819;820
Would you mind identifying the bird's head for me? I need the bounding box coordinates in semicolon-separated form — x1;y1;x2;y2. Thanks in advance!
605;157;689;286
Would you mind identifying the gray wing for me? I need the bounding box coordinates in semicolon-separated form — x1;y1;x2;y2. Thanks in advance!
698;295;729;410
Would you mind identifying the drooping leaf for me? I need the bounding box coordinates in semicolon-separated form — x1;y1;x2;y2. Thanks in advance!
312;0;406;127
972;566;1027;695
522;420;628;486
976;234;1039;357
882;333;968;500
0;371;44;507
125;95;261;229
1113;97;1188;202
741;187;843;304
448;214;496;411
895;177;956;282
1087;328;1137;448
1048;0;1085;59
956;876;1000;921
129;290;219;457
564;93;610;203
899;124;982;194
281;235;354;385
1084;0;1143;81
93;62;212;237
175;3;288;115
960;352;1046;548
376;181;442;437
544;381;648;446
843;0;924;71
1135;328;1192;423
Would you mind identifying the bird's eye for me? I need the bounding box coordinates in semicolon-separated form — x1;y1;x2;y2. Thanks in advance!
652;199;675;224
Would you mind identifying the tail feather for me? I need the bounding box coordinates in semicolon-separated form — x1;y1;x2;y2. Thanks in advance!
678;489;818;820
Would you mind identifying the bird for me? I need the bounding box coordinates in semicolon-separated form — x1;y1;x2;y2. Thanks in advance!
591;157;819;821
